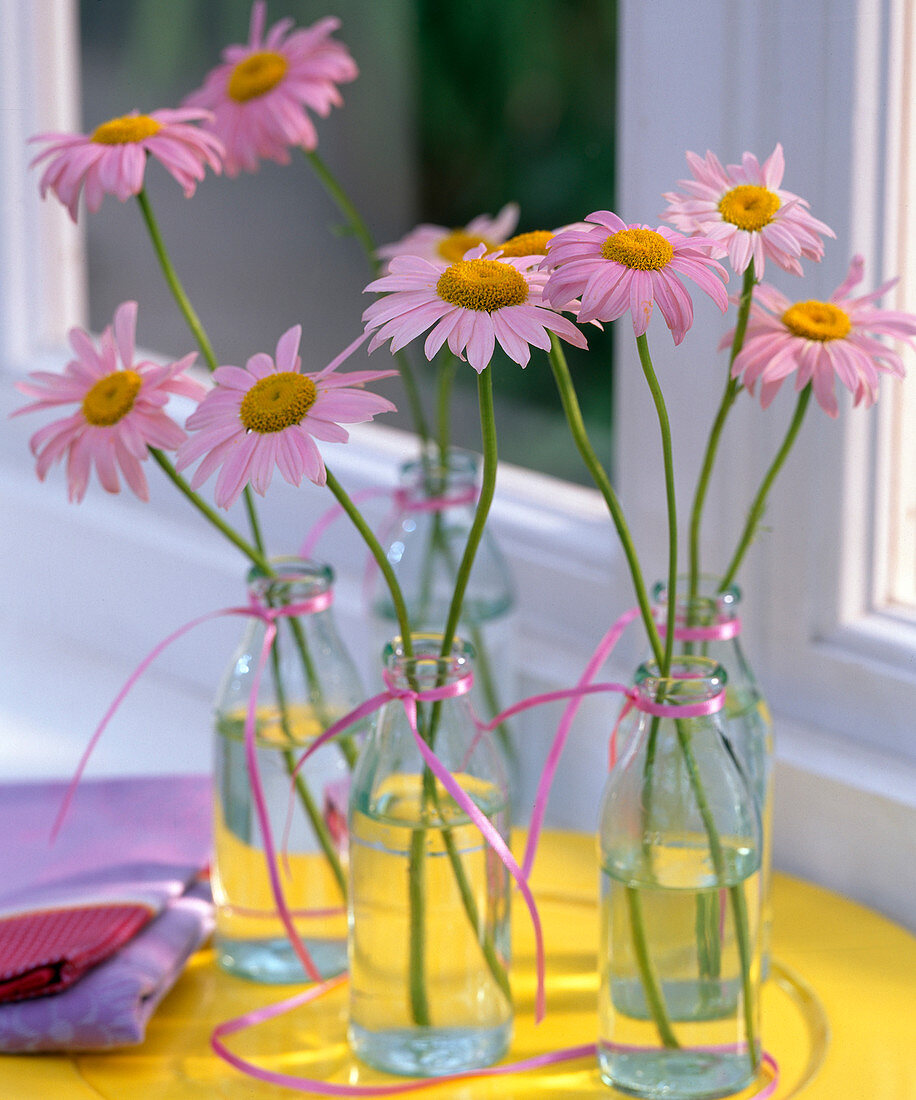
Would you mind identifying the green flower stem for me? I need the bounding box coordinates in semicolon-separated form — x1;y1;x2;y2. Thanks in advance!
153;445;357;792
695;889;722;980
626;887;679;1048
270;591;359;772
305;149;378;265
282;748;348;898
635;333;677;677
729;879;760;1075
149;450;270;571
241;489;268;560
136;188;219;373
303;150;431;446
466;620;515;767
688;267;757;602
135;187;267;558
676;721;759;1067
441;825;513;1004
403;369;513;1024
439;368;498;659
138;192;356;924
719;386;812;591
676;723;726;875
410;450;515;763
267;632;347;901
547;337;663;665
407;826;430;1025
324;468;413;655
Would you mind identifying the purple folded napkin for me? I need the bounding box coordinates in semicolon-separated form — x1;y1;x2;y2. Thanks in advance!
0;775;214;1051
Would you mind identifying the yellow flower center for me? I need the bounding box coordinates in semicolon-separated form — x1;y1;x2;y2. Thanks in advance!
436;259;529;312
82;370;143;426
239;372;317;433
228;51;289;102
498;230;553;257
91;114;162;145
782;300;852;342
600;228;674;270
436;231;496;264
717;184;781;232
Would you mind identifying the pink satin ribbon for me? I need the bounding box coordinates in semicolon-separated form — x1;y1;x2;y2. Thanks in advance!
277;664;549;1022
51;583;338;983
51;584;333;843
268;613;727;1030
658;614;743;642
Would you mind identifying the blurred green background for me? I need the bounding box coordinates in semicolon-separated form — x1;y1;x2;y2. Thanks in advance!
79;0;617;482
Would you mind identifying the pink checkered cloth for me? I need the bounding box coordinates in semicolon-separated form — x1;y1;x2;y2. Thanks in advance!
0;775;213;1051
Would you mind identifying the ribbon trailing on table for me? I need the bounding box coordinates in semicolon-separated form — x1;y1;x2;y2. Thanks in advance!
211;1013;780;1100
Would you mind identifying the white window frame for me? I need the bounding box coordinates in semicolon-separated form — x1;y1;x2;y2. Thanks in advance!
615;0;916;925
873;0;916;616
2;1;914;929
0;3;85;365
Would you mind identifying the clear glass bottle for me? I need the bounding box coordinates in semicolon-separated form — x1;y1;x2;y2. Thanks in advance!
651;576;773;975
348;634;512;1076
372;449;518;779
212;558;364;983
597;656;762;1099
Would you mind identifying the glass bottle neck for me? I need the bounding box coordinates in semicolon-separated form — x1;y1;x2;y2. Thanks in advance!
397;449;478;512
652;574;742;640
631;655;727;716
383;633;475;695
247;558;334;609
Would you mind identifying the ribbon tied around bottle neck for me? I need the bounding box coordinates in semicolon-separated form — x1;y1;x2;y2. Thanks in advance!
657;610;743;642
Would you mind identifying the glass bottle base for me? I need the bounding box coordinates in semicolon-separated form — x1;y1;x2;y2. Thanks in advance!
349;1021;512;1077
215;934;347;984
598;1042;757;1099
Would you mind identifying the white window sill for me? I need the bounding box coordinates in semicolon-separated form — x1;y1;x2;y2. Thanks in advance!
3;379;914;930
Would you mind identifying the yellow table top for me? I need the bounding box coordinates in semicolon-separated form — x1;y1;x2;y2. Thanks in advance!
2;830;914;1099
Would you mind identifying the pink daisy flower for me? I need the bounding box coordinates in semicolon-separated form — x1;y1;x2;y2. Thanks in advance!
662;144;834;278
12;302;205;502
543;211;729;345
362;244;589;373
376;203;520;269
182;1;357;177
489;225;595;271
175;327;397;509
729;255;916;417
29;109;223;222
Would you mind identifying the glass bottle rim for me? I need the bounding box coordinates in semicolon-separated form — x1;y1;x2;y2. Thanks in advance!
633;655;727;704
400;447;478;489
246;556;334;600
651;574;742;620
384;632;476;684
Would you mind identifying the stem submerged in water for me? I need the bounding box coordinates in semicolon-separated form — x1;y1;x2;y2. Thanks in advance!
403;367;512;1024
